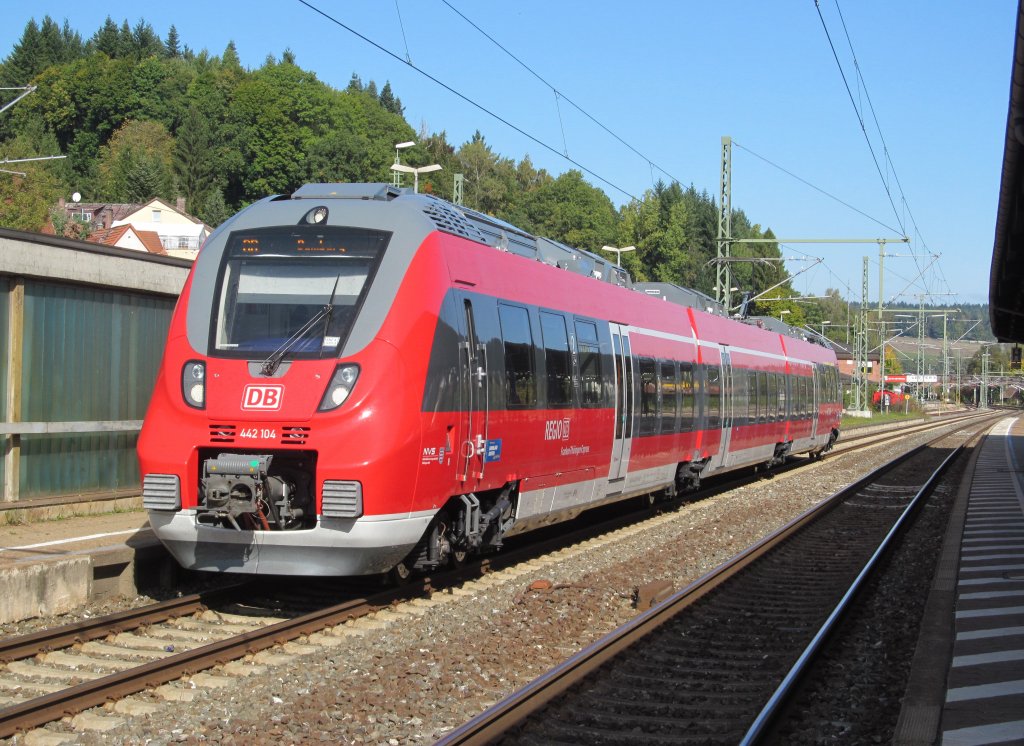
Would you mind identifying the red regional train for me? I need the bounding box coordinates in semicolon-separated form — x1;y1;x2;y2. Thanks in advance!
139;183;842;577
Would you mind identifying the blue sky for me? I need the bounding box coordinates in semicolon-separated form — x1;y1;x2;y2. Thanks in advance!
0;1;1015;305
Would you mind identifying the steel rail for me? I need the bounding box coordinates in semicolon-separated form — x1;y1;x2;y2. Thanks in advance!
435;415;1000;745
0;581;427;739
0;585;248;663
739;439;969;744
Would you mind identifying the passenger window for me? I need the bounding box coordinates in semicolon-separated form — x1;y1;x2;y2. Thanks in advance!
706;365;721;430
540;311;572;407
575;320;602;407
660;361;678;434
747;370;758;425
498;304;536;408
679;363;695;431
638;357;659;436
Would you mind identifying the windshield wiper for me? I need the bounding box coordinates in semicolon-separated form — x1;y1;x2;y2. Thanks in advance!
260;274;343;376
260;305;332;376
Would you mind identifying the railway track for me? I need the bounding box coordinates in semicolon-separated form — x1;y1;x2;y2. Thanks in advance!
0;409;994;740
436;414;999;745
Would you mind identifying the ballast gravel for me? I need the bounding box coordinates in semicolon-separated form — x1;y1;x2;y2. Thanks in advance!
4;413;985;745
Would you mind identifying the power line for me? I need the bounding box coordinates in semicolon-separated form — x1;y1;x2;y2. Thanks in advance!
832;0;930;255
294;0;640;201
814;1;957;304
439;0;686;188
732;140;904;235
813;0;907;236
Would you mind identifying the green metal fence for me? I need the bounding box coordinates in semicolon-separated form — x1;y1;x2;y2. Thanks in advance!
16;281;174;499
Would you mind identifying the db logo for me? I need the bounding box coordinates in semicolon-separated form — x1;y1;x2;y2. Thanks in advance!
241;384;284;411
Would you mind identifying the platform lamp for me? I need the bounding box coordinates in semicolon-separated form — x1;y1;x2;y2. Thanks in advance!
390;163;442;193
601;245;636;266
779;309;791;322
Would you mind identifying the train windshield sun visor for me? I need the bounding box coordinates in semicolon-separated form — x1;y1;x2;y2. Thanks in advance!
210;226;391;360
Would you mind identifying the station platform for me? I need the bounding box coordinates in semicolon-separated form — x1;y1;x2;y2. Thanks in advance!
0;505;168;624
897;415;1024;745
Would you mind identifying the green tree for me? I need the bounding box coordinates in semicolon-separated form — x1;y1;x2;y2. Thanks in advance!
521;170;617;252
378;82;403;116
90;18;122;57
0;129;66;230
199;186;231;226
0;16;86;86
165;26;181;58
174;105;214;213
97;119;175;202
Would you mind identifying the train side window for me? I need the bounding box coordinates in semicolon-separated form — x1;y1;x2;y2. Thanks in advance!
638;357;659;436
679;362;694;432
660;361;678;434
705;365;721;430
498;303;536;408
540;311;571;408
758;371;769;424
732;368;748;426
575;320;602;407
748;369;759;425
766;373;777;423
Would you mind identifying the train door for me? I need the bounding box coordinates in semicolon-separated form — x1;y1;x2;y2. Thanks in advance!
719;348;734;461
609;324;634;482
458;298;489;483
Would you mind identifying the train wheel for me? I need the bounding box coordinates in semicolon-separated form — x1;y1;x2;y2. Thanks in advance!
449;546;469;567
389;559;413;585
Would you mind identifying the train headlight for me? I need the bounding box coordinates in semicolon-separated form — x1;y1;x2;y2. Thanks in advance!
302;206;329;225
182;360;206;409
319;364;360;411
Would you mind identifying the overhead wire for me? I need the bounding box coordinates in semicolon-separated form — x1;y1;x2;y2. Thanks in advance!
813;0;907;237
815;0;961;307
294;0;641;201
732;140;904;235
439;0;686;188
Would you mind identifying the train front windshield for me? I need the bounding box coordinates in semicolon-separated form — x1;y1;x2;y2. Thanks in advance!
211;225;391;357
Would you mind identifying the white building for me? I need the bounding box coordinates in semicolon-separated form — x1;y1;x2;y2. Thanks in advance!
112;198;211;261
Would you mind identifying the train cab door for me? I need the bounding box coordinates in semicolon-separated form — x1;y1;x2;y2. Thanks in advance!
719;348;734;463
458;298;489;483
609;324;634;483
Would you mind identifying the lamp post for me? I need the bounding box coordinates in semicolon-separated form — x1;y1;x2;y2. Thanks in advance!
779;309;791;322
390;162;442;193
820;320;831;339
601;245;636;267
393;141;414;187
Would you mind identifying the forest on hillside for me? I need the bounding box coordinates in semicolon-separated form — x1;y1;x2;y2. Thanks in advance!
0;16;992;341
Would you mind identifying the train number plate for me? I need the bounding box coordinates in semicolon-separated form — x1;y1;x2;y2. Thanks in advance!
240;428;276;439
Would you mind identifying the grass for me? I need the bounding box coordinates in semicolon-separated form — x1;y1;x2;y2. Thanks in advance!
841;409;926;430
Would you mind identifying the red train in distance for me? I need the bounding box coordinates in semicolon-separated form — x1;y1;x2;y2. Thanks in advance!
873;389;908;408
138;183;842;577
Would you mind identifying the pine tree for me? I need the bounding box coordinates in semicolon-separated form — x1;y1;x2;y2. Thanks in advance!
379;81;404;115
222;41;241;69
346;72;362;93
165;25;181;58
200;187;231;227
91;17;121;57
174;105;214;214
282;48;296;66
1;19;42;85
130;20;163;59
